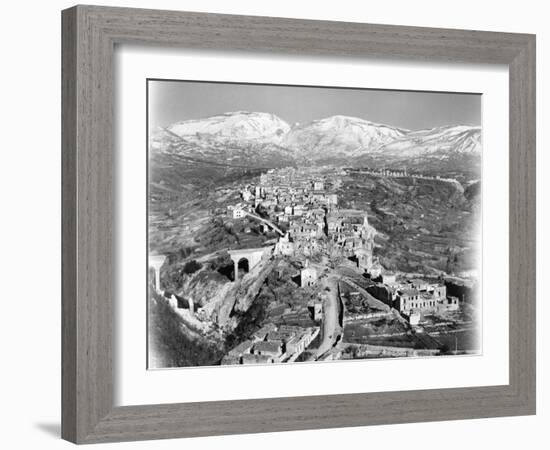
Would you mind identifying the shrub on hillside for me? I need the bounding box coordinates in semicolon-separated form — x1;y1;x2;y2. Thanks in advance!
183;259;202;274
148;294;223;367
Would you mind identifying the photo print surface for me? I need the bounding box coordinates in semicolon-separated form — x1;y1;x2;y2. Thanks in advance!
147;80;482;368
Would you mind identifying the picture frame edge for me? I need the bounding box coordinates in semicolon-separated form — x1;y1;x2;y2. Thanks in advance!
61;4;536;444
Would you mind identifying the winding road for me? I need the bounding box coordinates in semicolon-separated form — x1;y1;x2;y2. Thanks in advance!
244;211;285;236
313;275;342;359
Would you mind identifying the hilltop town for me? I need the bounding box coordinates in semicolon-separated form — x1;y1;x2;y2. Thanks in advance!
148;164;480;367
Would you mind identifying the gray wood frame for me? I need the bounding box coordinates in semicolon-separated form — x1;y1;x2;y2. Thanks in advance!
62;5;536;444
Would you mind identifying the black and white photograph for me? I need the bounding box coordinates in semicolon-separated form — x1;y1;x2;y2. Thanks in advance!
147;80;482;368
1;0;544;448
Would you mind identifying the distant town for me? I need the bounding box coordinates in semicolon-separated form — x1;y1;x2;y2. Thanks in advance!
148;165;480;367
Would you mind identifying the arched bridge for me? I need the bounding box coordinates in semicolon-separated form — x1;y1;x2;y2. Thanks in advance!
228;246;273;282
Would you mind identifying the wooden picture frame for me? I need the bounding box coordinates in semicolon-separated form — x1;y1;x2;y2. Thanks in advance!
61;5;536;444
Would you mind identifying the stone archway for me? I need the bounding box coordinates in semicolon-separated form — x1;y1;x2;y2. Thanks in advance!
228;247;273;282
236;258;249;280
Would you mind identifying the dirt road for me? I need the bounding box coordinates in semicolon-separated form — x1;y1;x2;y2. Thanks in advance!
314;276;342;359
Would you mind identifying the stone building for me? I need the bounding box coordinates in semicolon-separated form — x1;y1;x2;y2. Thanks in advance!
301;261;318;287
354;247;373;271
251;323;277;341
395;281;450;315
309;300;323;321
275;233;295;256
253;341;283;359
232;205;246;219
221;340;255;365
241;189;254;202
380;272;397;284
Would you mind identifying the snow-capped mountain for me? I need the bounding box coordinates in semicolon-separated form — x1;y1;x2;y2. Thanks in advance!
149;113;296;168
371;125;481;158
283;115;408;160
150;127;184;153
150;111;481;172
166;111;291;145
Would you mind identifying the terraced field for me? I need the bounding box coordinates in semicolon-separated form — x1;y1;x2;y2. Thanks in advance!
338;172;480;276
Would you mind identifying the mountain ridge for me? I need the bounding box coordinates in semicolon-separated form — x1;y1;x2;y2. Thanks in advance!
151;111;481;173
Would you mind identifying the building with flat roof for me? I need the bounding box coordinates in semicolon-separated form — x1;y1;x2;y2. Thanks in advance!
301;264;318;287
253;341;283;358
221;340;255;365
251;323;277;342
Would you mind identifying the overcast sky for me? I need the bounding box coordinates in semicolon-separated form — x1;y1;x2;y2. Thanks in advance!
148;79;481;131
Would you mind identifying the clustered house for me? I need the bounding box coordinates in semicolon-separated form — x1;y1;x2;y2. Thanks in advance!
239;166;376;268
366;275;460;324
222;324;320;365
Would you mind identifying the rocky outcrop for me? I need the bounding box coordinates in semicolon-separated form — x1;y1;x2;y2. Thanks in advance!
232;260;275;314
182;257;275;329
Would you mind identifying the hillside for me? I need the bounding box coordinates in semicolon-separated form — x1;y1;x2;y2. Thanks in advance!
337;172;480;275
